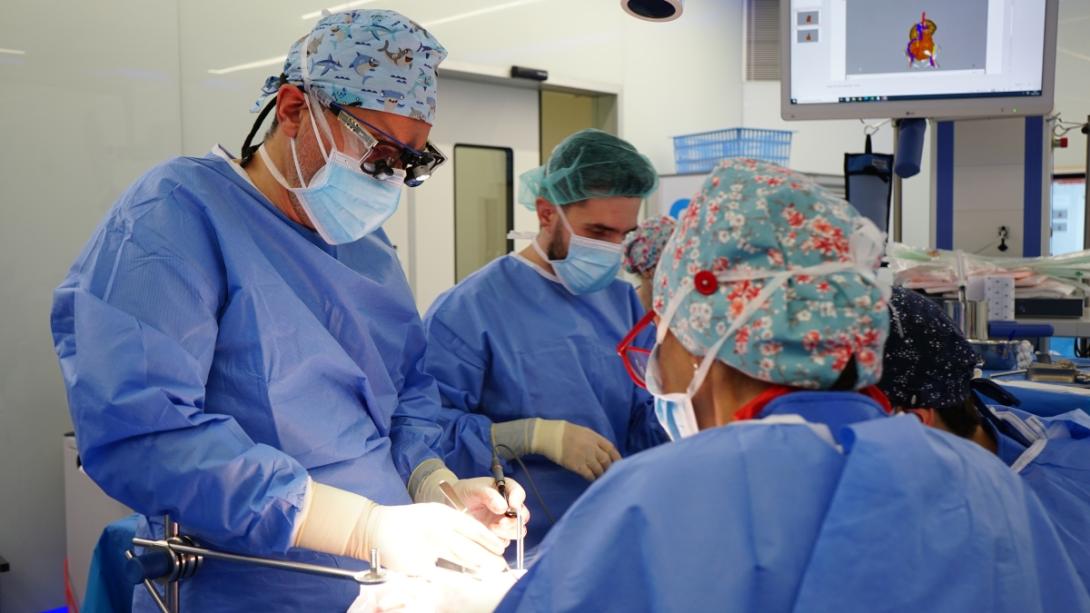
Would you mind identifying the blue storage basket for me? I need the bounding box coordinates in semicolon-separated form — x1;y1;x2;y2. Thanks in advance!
673;128;792;174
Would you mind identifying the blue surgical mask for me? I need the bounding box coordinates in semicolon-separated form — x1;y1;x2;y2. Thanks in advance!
259;97;404;245
532;206;623;295
653;396;699;441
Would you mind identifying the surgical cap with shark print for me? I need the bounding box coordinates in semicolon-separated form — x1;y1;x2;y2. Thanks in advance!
253;9;447;124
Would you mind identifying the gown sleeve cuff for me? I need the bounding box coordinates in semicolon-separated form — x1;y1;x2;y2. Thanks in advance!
288;476;315;547
291;480;376;557
491;418;541;458
408;458;459;504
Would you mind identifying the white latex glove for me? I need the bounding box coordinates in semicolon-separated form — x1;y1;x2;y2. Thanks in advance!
411;460;529;541
366;502;508;577
448;477;528;541
292;481;507;578
534;419;621;481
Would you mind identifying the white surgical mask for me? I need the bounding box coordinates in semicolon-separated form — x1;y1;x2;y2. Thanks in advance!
646;217;889;440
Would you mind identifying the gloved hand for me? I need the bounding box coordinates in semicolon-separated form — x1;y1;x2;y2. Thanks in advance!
292;481;508;578
410;460;529;542
365;502;509;577
537;419;622;481
447;477;528;541
494;418;621;481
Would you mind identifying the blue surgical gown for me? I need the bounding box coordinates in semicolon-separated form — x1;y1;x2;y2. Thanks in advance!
984;406;1090;592
498;392;1090;612
422;255;667;551
990;379;1090;418
51;147;449;612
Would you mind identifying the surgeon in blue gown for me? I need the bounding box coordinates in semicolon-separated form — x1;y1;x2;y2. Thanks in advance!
51;11;525;613
423;129;669;551
880;286;1090;593
498;159;1090;612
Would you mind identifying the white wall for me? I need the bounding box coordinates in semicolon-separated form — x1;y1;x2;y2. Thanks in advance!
940;0;1087;255
948;118;1037;257
1053;0;1090;173
619;2;745;170
0;2;182;611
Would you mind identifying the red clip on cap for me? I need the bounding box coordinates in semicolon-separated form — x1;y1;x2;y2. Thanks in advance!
694;270;718;296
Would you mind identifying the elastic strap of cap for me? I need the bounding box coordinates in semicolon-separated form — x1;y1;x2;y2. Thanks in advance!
240;95;280;167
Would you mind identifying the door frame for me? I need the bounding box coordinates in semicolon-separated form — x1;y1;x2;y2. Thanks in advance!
452;143;516;282
402;64;623;306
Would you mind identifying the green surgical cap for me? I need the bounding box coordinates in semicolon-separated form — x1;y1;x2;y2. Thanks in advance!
518;129;659;209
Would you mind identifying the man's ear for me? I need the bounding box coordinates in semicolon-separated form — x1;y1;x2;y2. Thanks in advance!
535;198;556;230
275;85;308;139
906;408;936;427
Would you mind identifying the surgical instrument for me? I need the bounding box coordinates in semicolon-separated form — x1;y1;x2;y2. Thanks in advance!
438;480;467;512
126;517;386;613
515;506;524;571
491;450;518;519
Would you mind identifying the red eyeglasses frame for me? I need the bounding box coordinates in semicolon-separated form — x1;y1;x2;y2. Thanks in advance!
616;310;657;389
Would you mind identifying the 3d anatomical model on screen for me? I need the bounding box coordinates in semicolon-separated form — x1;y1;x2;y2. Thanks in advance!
906;11;939;68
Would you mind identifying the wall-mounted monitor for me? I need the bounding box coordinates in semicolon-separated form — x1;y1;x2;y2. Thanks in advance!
781;0;1058;120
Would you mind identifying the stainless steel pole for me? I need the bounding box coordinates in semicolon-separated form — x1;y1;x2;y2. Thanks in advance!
132;538;375;584
1083;115;1090;250
166;517;180;613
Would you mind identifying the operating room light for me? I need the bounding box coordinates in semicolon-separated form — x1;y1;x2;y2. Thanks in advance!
1061;48;1090;64
302;0;380;21
208;56;286;75
212;0;549;75
422;0;548;28
621;0;683;22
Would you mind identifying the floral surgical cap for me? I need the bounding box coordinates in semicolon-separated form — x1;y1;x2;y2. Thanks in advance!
652;158;890;390
623;216;677;275
879;286;979;409
253;9;447;124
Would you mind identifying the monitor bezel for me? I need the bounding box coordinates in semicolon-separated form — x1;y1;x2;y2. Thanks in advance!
780;0;1059;121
